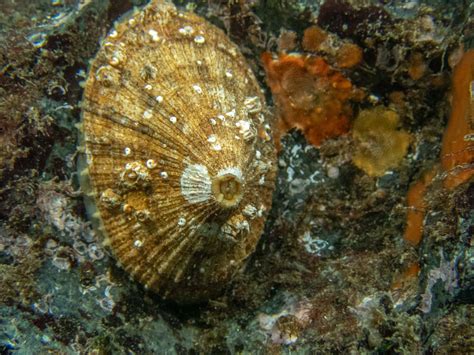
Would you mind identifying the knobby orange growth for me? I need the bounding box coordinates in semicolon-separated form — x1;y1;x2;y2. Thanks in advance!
407;52;427;81
262;52;359;148
335;42;363;69
302;26;328;52
301;25;363;69
441;49;474;189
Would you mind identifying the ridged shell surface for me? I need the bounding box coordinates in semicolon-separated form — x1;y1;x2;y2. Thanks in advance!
80;0;276;303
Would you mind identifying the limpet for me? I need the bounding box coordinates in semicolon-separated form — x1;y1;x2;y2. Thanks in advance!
78;0;276;303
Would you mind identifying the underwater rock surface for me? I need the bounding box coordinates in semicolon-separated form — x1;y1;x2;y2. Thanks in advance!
0;0;472;353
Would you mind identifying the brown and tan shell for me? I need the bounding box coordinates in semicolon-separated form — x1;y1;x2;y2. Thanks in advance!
79;0;276;303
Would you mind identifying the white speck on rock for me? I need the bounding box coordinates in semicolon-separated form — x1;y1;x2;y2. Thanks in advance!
193;85;203;94
148;29;160;42
194;35;205;44
178;26;194;35
143;110;152;119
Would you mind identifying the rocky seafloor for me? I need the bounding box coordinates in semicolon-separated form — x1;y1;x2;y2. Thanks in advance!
0;0;473;353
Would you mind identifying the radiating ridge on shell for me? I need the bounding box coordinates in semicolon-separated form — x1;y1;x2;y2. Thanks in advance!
79;0;276;303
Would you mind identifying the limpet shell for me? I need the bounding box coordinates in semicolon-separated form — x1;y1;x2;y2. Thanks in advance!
79;0;276;303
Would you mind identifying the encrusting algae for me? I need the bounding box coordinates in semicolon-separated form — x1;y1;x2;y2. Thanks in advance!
262;52;357;147
407;52;428;81
352;106;411;177
404;49;474;246
262;25;364;149
301;25;363;70
78;0;276;303
301;26;328;53
440;49;474;189
403;169;436;246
